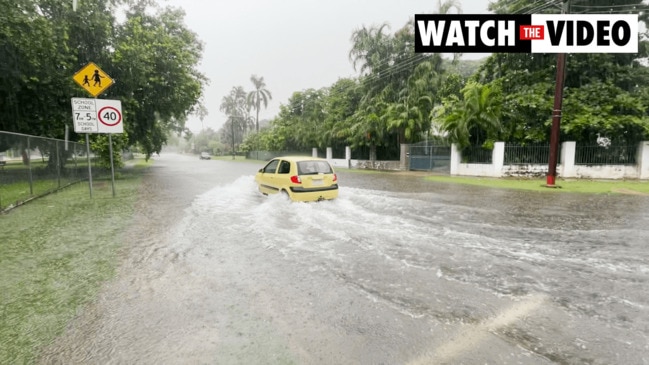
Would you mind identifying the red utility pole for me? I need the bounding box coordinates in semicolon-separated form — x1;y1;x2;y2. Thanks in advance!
546;0;569;187
546;52;566;186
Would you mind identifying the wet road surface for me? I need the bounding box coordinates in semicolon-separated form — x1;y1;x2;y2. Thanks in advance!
41;153;649;364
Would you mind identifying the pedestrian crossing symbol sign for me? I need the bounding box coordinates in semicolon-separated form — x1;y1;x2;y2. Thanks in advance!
73;62;114;97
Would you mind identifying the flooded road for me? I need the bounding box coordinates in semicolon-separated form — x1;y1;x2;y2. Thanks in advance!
41;153;649;364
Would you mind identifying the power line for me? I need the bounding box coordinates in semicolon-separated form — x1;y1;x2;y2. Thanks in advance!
571;3;647;8
351;0;562;84
509;0;550;14
572;7;648;13
344;0;645;98
522;0;563;14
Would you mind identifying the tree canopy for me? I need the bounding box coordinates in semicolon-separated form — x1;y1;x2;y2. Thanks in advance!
240;0;649;158
0;0;207;158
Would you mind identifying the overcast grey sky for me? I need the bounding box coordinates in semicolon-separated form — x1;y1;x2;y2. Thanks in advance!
161;0;492;133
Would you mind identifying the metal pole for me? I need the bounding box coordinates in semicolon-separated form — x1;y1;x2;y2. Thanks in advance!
27;137;33;196
231;118;235;160
108;133;116;197
86;133;93;198
56;141;61;188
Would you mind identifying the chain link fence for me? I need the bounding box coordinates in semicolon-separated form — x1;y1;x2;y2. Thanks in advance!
0;131;108;211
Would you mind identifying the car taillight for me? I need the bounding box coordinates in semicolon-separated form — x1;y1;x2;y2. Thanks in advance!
290;175;302;184
333;173;337;182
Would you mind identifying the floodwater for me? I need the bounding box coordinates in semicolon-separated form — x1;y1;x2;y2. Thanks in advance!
41;153;649;364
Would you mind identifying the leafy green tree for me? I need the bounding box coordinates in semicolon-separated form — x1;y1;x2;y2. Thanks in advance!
241;123;289;152
0;0;207;164
271;89;327;151
112;4;206;158
90;132;128;169
192;127;219;154
478;0;649;145
562;81;649;145
325;78;363;152
0;0;119;165
0;0;113;137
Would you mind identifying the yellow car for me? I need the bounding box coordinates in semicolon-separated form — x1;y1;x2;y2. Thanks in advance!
255;156;339;202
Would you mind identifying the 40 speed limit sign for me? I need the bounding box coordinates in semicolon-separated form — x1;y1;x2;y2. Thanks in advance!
71;98;123;133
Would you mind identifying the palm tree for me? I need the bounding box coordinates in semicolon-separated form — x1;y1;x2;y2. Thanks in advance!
386;61;438;144
438;81;502;149
348;23;392;76
434;0;463;61
349;23;394;102
220;86;252;157
247;75;272;133
435;0;462;14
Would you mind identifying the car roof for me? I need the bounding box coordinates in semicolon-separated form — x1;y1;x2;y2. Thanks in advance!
273;156;328;162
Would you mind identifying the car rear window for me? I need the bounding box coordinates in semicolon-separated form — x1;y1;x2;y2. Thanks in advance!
297;160;333;175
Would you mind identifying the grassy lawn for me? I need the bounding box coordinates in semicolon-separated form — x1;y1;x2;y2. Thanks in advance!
0;159;149;364
423;175;649;195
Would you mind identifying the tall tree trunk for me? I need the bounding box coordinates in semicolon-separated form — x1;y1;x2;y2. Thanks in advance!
369;144;377;161
255;105;260;133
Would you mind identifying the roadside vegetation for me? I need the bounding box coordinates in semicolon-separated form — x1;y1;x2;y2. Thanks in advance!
192;0;649;161
4;0;646;166
1;0;206;164
0;160;150;364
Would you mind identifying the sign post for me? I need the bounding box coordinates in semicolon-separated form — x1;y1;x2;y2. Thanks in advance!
97;101;122;198
71;97;123;197
72;62;120;197
85;134;93;198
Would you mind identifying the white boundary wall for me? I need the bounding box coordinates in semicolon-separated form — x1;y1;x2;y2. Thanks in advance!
449;141;649;180
315;141;649;179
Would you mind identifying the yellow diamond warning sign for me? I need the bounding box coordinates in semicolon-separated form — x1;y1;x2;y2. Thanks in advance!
73;62;114;97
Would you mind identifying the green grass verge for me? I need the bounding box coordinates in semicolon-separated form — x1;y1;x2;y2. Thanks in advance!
130;157;155;169
1;180;62;209
424;175;649;194
209;155;259;163
338;168;382;175
0;161;149;364
0;159;147;210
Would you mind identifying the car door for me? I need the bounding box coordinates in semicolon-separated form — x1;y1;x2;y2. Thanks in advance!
276;160;292;191
257;159;280;194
